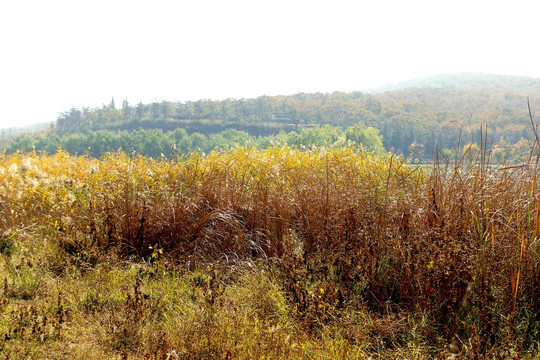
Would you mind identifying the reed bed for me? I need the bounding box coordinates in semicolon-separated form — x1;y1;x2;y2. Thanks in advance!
0;145;539;358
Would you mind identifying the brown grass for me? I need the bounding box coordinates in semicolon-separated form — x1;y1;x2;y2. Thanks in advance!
0;143;539;358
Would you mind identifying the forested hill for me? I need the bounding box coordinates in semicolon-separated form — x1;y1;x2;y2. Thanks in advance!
6;73;540;160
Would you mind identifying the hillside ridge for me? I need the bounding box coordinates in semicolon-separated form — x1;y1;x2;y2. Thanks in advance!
4;72;540;161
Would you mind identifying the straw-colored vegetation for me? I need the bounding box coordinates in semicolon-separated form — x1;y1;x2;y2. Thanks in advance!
0;145;539;359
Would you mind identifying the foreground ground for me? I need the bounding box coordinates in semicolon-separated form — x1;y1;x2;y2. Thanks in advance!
0;239;440;359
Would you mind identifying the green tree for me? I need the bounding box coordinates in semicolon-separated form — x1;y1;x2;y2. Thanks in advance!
345;123;385;154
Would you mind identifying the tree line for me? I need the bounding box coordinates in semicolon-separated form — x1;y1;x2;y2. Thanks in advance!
4;124;386;158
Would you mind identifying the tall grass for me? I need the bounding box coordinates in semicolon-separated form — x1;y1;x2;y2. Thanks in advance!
0;142;539;357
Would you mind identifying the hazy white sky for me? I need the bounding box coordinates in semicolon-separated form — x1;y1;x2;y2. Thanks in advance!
1;0;540;129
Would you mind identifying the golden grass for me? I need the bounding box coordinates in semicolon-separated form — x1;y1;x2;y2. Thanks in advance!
0;146;539;358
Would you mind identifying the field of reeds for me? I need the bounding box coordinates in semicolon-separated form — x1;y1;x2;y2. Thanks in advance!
0;145;539;359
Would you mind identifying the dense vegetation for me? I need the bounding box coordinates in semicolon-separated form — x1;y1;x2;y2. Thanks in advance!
1;73;540;357
0;144;539;358
5;124;386;158
4;73;540;161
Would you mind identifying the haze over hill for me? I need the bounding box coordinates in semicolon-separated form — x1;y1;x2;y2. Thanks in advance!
372;73;540;93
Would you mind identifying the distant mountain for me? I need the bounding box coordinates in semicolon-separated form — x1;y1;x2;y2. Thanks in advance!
1;122;49;145
372;73;540;93
1;122;49;133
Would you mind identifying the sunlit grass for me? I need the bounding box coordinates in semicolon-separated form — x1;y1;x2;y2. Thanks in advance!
0;146;539;358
